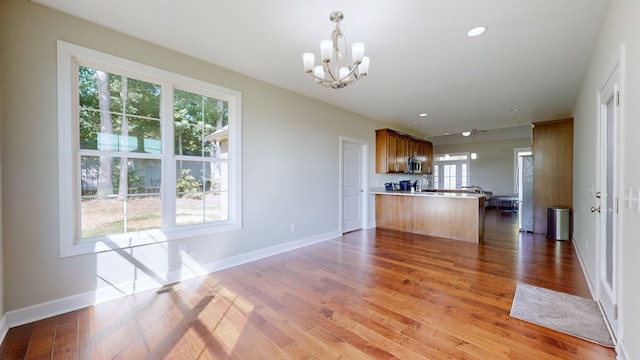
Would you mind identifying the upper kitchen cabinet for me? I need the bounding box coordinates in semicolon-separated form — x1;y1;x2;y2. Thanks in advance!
423;141;433;174
376;129;433;174
376;128;405;173
408;138;433;174
408;138;421;160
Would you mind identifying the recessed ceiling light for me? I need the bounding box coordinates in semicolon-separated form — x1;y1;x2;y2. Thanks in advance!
462;131;471;137
467;26;487;37
419;113;428;117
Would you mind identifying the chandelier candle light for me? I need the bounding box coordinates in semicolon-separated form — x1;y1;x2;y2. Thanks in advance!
302;11;370;89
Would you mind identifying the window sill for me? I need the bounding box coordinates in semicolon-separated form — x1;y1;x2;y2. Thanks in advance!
61;222;241;258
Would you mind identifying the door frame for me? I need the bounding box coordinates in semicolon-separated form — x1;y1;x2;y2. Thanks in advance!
432;153;471;189
594;43;625;341
339;136;369;234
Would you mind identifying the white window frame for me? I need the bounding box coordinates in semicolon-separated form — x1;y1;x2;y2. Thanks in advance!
514;147;532;193
57;41;242;257
433;153;470;190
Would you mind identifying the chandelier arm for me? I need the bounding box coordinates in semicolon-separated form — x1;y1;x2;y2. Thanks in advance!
315;81;335;88
306;72;331;83
341;64;362;82
306;66;360;86
305;71;354;87
323;61;338;81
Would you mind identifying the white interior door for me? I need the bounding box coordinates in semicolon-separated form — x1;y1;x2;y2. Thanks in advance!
342;139;365;233
596;59;620;340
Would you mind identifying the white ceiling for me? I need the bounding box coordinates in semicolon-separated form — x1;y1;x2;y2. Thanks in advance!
33;0;610;138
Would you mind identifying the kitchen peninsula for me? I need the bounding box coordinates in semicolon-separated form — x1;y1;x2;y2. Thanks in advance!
371;190;485;243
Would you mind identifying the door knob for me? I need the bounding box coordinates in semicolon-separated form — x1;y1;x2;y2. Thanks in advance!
590;206;601;213
595;191;601;199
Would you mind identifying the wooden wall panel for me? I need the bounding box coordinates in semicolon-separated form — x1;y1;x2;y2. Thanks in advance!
412;196;483;242
375;194;484;243
375;195;414;232
532;118;574;235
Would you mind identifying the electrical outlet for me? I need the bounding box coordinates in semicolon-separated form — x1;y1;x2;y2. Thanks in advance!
178;244;187;256
290;224;296;232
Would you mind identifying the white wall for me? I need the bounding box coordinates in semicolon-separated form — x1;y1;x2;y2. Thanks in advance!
0;0;388;319
572;0;640;357
433;137;531;195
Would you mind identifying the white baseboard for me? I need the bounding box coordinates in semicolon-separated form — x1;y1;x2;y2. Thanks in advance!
1;230;340;341
617;338;628;360
572;235;627;360
0;314;8;345
571;234;596;299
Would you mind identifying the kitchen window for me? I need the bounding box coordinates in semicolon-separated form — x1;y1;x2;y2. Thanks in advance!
433;153;469;190
57;41;242;257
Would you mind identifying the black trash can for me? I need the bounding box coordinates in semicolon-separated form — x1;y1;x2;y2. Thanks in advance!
547;207;570;240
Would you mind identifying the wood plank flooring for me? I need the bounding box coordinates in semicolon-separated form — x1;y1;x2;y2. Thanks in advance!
0;209;616;359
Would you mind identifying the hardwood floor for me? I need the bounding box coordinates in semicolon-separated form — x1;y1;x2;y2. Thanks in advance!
0;209;616;359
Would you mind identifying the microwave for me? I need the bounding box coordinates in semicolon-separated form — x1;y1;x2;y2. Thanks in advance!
407;158;422;174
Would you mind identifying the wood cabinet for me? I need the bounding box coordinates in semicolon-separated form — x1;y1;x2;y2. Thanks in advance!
375;193;485;243
377;129;405;173
395;134;408;173
423;141;433;174
375;194;414;232
376;129;433;174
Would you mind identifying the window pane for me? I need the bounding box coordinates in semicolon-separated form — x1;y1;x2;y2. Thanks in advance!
434;154;468;161
125;193;162;233
443;164;456;189
433;166;439;188
81;197;124;239
174;89;229;157
78;66;161;153
80;156;162;238
128;116;162;154
176;160;229;226
461;164;468;187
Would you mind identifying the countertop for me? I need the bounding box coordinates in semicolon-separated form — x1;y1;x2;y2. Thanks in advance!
370;188;486;199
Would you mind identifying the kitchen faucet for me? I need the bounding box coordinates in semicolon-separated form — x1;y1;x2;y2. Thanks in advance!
420;175;430;191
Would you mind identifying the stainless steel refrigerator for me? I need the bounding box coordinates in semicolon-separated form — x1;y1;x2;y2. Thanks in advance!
518;155;534;232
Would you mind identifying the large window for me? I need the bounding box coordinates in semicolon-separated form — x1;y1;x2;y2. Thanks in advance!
58;41;242;256
433;153;469;190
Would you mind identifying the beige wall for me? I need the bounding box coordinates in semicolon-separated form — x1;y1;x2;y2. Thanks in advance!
0;0;387;315
572;0;640;357
3;0;640;356
434;137;531;196
0;45;4;323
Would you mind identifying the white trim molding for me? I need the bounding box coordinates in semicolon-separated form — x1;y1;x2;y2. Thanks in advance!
57;40;242;257
0;230;340;339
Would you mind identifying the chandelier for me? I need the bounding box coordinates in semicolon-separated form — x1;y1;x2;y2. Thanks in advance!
302;11;370;89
